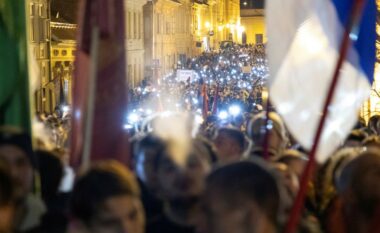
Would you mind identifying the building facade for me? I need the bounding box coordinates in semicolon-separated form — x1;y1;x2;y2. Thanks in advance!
126;0;147;88
144;0;193;80
143;0;242;81
27;0;52;114
240;0;266;45
191;0;241;55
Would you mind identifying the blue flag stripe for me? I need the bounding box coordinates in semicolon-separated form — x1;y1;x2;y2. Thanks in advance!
331;0;376;82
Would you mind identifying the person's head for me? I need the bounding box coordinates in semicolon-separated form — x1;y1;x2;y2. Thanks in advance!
70;160;145;233
368;115;380;135
0;127;35;201
275;150;308;179
202;160;282;233
273;163;299;200
362;135;380;148
336;148;380;233
155;138;215;200
0;161;16;233
213;127;246;164
35;150;63;206
247;112;288;159
344;130;367;147
133;134;165;192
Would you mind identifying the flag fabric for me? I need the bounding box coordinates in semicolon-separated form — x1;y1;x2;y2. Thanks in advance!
0;0;31;132
70;0;129;168
266;0;376;163
202;83;209;119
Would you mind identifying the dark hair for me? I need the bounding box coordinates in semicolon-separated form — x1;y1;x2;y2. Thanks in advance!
345;130;367;143
206;159;281;223
70;160;140;224
0;160;14;206
133;134;165;162
153;137;218;171
36;150;63;205
0;127;36;168
337;149;380;218
216;127;246;151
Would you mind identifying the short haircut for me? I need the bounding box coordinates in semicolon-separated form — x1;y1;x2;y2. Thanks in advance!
153;137;217;171
133;134;166;164
36;150;63;203
0;160;13;206
0;126;36;168
206;159;281;223
70;160;140;224
247;111;287;148
337;149;380;218
345;129;367;143
216;127;246;151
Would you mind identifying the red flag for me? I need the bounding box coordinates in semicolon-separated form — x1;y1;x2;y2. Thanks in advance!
70;0;129;169
212;83;219;115
202;83;209;119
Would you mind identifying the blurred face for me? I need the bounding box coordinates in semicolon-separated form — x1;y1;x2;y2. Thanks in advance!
214;133;241;164
274;163;299;199
89;195;145;233
135;150;157;192
0;204;15;233
157;153;211;199
0;145;33;200
201;189;266;233
285;159;306;180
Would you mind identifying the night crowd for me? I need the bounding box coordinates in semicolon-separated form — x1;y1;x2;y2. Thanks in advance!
1;44;380;233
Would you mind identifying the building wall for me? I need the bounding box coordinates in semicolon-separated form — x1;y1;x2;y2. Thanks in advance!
144;0;193;80
50;40;76;107
27;0;52;114
241;16;266;45
191;0;241;55
126;0;146;88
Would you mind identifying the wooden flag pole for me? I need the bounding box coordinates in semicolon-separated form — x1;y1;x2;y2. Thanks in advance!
283;0;366;232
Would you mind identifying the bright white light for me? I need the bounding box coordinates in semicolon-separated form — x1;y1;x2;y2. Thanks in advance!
195;115;204;124
128;113;139;123
124;124;133;130
61;105;70;113
145;109;153;115
218;111;228;120
228;105;241;116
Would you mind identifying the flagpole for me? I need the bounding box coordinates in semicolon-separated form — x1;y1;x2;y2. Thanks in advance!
283;0;367;232
81;26;99;171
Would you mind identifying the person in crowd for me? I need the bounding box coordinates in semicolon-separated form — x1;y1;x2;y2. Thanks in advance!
317;147;363;233
133;134;165;226
201;159;283;233
212;127;247;164
276;149;308;179
27;150;67;233
343;129;367;147
0;160;15;233
367;115;380;135
148;138;216;233
247;111;288;159
69;160;145;233
0;127;46;232
273;162;299;201
335;148;380;233
362;135;380;147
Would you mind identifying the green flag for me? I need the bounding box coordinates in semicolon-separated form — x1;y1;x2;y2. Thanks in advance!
0;0;31;132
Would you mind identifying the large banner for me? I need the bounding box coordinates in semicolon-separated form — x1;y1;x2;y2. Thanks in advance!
177;69;195;82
